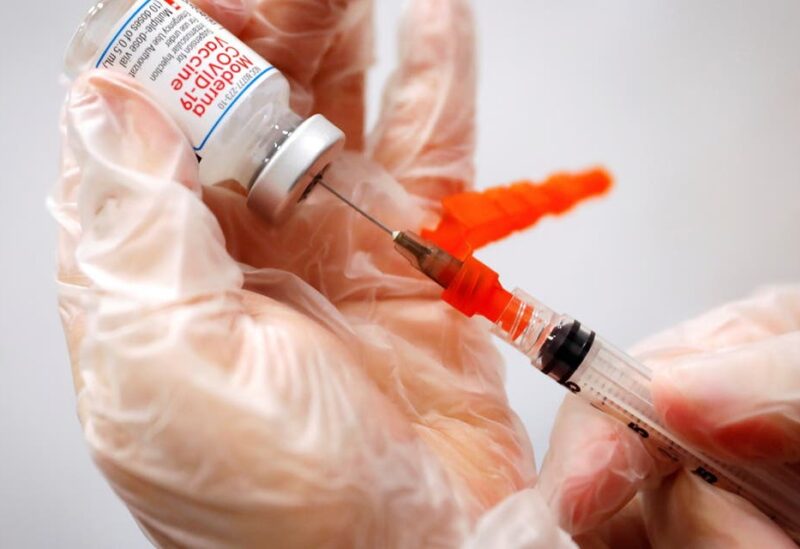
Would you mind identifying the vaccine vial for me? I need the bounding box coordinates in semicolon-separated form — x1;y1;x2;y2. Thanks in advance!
65;0;345;223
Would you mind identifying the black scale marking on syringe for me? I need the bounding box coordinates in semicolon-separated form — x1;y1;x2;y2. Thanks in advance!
577;369;755;495
589;384;686;466
577;366;800;519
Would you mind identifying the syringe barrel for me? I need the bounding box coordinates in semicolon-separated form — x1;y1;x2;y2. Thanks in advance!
491;290;594;388
493;289;800;542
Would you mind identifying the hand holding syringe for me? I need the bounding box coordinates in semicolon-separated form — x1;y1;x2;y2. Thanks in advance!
318;179;800;543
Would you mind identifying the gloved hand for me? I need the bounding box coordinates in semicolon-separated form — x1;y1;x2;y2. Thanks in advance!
51;0;574;546
537;286;800;548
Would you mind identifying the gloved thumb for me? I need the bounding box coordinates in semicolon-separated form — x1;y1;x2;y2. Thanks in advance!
652;332;800;463
66;71;242;303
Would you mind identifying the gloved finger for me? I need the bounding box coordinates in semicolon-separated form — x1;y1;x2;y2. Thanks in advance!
462;488;577;549
65;71;242;301
641;469;796;548
49;108;93;391
630;286;800;463
193;0;256;35
240;0;366;125
652;331;800;463
630;286;800;363
368;0;477;201
309;0;372;150
58;65;233;398
537;287;800;539
537;396;662;535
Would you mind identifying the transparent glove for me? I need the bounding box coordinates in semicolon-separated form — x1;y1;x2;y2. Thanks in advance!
50;0;573;546
537;286;800;548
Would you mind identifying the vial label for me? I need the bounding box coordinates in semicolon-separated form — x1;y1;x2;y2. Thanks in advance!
94;0;275;159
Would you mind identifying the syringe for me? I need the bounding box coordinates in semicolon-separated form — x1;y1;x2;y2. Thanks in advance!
317;180;800;541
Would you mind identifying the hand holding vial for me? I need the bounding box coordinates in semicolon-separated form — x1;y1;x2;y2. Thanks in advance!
54;0;568;546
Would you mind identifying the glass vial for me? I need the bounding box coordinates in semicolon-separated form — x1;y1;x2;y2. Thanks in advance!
65;0;345;223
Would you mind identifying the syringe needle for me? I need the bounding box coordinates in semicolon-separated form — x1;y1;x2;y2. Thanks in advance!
314;179;461;287
316;179;394;236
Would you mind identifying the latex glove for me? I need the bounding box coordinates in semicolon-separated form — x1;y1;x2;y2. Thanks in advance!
51;0;573;546
537;286;800;548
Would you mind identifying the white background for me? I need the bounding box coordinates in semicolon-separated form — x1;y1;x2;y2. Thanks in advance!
2;1;800;547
